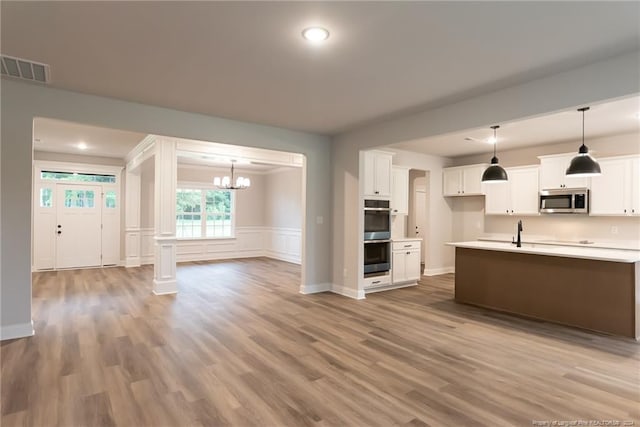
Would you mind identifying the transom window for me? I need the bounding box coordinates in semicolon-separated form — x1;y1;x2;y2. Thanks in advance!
41;170;116;183
176;188;233;238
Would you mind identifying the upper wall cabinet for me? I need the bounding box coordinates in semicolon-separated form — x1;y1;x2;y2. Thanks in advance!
363;150;393;198
391;166;409;215
442;164;487;197
590;155;640;216
485;166;539;215
538;154;590;190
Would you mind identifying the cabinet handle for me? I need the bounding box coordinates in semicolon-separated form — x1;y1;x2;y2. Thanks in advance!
406;252;411;255
506;210;509;213
374;191;379;194
372;280;380;285
511;210;514;213
624;209;627;213
393;209;398;212
404;244;412;247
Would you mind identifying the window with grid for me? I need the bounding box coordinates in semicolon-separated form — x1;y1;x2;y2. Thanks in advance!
176;188;233;238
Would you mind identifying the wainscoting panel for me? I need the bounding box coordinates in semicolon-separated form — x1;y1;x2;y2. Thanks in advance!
264;227;302;264
140;228;155;265
139;227;300;265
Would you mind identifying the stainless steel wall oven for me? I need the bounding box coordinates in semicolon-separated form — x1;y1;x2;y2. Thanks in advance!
364;199;391;241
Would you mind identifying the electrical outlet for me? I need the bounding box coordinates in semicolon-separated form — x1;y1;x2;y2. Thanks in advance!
611;226;619;235
316;216;324;225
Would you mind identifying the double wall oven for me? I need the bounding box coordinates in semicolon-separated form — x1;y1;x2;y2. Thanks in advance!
364;199;391;274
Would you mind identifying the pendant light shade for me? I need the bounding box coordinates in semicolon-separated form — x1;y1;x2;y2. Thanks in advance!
482;125;508;183
566;107;601;178
213;161;251;190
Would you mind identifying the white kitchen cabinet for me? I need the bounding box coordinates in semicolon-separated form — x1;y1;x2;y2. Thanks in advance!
631;157;640;216
391;166;409;215
391;240;421;284
442;164;487;196
363;150;393;198
590;156;640;216
539;154;590;190
484;166;539;215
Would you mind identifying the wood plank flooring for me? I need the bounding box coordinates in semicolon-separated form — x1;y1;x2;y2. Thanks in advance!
2;257;639;426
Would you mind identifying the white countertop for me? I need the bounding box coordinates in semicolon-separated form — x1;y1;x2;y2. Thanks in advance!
447;240;640;263
478;233;640;251
392;237;423;242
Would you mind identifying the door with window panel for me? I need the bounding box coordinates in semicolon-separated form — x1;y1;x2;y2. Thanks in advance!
55;184;102;268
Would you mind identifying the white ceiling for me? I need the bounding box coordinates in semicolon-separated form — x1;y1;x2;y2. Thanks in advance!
3;2;639;135
33;118;145;158
177;153;284;172
390;96;640;158
34;117;295;170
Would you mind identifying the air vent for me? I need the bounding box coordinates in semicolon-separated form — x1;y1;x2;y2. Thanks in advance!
1;54;50;83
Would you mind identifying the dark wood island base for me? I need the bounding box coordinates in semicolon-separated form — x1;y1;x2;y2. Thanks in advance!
454;247;640;339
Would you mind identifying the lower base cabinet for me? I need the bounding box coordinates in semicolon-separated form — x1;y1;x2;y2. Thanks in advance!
392;240;421;284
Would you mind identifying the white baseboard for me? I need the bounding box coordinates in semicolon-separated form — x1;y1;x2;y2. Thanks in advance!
1;320;34;341
424;266;455;276
152;278;177;295
264;251;301;265
299;282;332;294
331;284;365;300
125;257;141;268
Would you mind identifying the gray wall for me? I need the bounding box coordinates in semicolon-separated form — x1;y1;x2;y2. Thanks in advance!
1;80;331;333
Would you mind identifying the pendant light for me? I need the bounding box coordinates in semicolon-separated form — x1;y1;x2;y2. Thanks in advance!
481;125;508;183
213;161;251;190
566;107;601;178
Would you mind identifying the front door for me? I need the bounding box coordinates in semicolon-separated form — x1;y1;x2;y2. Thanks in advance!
55;184;102;269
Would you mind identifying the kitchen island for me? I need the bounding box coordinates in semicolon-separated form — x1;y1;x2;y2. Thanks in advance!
447;241;640;339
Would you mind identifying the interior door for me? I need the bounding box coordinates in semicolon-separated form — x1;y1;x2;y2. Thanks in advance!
413;189;427;268
55;184;102;269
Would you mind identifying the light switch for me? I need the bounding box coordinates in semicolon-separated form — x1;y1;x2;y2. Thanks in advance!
316;216;324;224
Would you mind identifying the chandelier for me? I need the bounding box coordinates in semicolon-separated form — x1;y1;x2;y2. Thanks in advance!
213;161;251;190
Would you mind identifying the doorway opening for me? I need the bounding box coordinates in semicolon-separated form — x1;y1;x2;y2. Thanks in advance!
32;165;122;270
408;170;429;274
31;117;306;294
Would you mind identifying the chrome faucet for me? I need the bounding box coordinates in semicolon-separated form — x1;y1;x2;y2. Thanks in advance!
512;220;523;248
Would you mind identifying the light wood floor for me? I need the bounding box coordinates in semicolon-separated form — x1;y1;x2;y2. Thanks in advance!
2;258;639;426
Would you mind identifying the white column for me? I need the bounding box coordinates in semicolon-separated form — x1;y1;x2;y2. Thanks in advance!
124;167;142;267
153;137;178;295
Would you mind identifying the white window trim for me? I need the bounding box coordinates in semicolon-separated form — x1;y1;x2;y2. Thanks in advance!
176;182;236;240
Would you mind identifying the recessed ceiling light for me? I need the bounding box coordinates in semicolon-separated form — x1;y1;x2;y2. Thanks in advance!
77;142;87;150
302;27;329;43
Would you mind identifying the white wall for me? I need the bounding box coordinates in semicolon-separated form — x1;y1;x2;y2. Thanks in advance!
331;50;639;295
1;80;331;339
33;151;125;166
265;168;303;229
264;168;303;263
450;132;640;245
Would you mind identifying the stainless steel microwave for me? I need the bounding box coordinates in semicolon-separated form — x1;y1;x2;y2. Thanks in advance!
539;188;589;214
